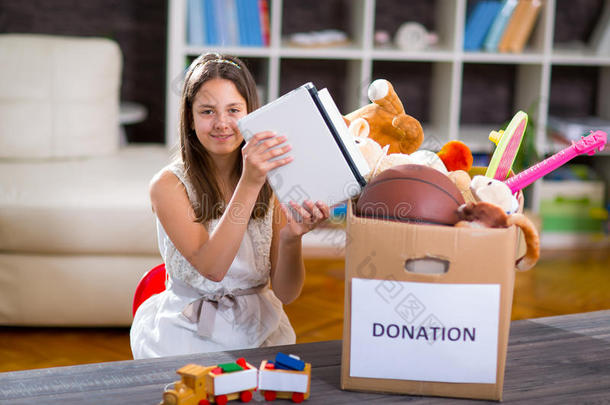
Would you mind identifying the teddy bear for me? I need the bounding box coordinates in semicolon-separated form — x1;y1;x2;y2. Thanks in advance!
455;201;540;271
347;118;388;180
344;80;474;179
470;175;519;214
348;122;448;178
344;79;424;155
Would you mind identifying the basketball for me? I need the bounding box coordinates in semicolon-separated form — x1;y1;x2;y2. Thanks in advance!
355;164;465;225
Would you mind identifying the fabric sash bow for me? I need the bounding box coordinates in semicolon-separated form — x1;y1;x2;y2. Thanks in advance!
180;283;267;338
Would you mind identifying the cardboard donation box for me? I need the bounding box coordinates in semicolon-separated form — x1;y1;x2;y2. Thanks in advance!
341;201;519;401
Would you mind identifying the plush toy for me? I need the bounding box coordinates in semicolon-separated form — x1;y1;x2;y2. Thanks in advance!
437;140;473;172
372;152;414;177
447;170;476;204
348;118;451;179
344;79;424;154
455;201;540;271
348;118;388;180
456;201;510;228
470;175;519;214
410;150;448;173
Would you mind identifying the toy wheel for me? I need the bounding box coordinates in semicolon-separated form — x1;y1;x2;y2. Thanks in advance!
198;400;210;405
162;393;178;405
215;395;228;405
240;390;253;402
264;390;277;401
291;392;305;403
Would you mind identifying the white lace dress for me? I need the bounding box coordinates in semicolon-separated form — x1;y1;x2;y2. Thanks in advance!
130;162;295;359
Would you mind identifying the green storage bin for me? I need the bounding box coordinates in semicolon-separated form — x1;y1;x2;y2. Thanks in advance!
539;180;607;233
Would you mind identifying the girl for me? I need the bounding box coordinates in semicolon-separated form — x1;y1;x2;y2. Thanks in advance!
130;53;330;358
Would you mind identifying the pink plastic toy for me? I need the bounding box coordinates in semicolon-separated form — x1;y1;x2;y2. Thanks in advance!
504;130;607;193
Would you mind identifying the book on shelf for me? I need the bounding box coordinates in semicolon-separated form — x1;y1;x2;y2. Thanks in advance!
245;0;263;46
464;0;502;51
187;0;205;45
589;1;610;55
186;0;270;47
235;0;249;46
258;0;271;46
497;0;543;53
237;83;370;208
213;0;230;46
204;0;218;46
483;0;519;52
223;0;240;46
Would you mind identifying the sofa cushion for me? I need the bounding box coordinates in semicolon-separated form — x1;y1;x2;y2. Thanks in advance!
0;253;161;326
0;145;171;255
0;34;122;158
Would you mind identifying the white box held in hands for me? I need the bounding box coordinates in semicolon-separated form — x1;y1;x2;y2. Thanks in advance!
238;83;370;207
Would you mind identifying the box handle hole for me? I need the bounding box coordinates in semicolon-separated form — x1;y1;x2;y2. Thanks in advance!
404;257;449;274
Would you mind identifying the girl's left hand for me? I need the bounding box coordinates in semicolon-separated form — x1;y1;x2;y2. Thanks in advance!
280;200;330;239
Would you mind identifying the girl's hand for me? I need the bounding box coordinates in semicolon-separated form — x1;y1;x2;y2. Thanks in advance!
280;200;331;239
241;131;292;189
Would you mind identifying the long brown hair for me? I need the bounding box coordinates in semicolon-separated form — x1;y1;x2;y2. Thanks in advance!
178;52;272;222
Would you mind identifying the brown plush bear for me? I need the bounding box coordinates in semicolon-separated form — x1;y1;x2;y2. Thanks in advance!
455;201;540;271
344;79;424;154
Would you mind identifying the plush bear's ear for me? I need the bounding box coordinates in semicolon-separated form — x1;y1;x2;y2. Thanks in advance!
347;117;370;139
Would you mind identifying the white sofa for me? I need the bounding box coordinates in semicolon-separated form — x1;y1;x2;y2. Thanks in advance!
0;34;168;326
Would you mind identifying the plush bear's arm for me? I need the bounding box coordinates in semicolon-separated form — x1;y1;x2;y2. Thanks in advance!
369;79;405;115
393;114;424;154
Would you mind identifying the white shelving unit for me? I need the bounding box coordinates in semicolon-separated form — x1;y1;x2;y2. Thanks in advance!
166;0;610;214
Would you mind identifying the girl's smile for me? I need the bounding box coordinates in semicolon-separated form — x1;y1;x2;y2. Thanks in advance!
210;133;234;141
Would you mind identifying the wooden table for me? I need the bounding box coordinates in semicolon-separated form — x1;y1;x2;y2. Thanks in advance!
1;311;608;404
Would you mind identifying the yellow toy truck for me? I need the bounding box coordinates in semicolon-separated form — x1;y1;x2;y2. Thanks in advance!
161;359;257;405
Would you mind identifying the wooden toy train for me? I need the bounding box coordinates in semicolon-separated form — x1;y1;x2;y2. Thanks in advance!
160;353;311;405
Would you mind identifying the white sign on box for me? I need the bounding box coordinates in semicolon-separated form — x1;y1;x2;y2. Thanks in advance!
350;278;500;384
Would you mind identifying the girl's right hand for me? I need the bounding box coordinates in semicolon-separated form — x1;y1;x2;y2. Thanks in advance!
241;131;293;189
